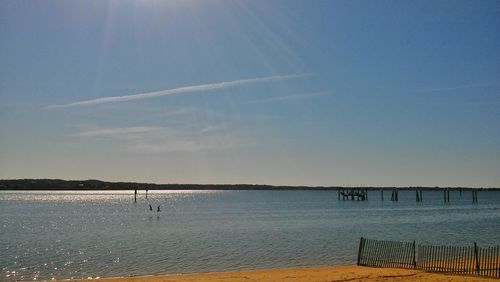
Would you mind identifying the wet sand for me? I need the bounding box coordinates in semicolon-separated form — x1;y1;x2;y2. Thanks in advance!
69;265;498;281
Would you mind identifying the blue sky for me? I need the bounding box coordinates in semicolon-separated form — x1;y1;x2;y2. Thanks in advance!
1;0;499;187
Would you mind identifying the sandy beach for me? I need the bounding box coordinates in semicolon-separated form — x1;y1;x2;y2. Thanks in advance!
69;265;498;282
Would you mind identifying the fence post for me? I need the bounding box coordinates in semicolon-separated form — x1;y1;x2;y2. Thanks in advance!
357;237;364;265
412;241;416;268
474;242;480;275
358;237;365;265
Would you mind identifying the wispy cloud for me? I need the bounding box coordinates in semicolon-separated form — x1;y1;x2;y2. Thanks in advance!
73;124;239;153
198;125;223;134
47;73;312;109
243;91;328;104
77;126;163;137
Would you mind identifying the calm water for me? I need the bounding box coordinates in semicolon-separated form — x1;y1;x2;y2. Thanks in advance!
1;190;499;281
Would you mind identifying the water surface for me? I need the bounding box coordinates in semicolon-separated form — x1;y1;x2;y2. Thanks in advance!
1;190;499;281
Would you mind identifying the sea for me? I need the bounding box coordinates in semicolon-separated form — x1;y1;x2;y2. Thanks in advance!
1;189;499;281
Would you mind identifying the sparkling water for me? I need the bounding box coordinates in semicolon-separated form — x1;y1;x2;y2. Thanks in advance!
1;190;499;281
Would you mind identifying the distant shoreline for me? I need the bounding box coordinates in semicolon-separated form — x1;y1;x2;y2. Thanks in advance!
0;179;498;191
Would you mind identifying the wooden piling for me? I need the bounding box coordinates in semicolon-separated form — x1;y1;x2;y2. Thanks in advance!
472;190;478;203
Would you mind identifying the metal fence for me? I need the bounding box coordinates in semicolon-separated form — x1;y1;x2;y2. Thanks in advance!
357;237;500;278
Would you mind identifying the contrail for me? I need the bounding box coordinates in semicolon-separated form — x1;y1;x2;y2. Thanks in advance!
47;73;312;109
243;91;328;104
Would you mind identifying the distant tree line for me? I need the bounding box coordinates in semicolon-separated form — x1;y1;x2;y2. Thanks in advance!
0;179;496;190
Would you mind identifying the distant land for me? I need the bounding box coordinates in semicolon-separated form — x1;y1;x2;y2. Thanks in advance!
0;179;498;191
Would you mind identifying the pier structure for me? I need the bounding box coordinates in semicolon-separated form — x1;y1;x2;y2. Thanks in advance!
338;188;368;201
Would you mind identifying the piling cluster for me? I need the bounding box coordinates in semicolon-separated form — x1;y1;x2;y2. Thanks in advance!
338;188;480;204
390;189;399;201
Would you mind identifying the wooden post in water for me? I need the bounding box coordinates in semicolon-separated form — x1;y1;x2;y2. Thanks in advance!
444;189;450;203
337;189;340;200
391;189;396;201
134;189;137;203
472;190;478;203
146;189;148;199
381;189;384;201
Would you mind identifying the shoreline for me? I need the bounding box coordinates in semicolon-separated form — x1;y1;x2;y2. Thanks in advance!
66;265;498;282
3;179;498;191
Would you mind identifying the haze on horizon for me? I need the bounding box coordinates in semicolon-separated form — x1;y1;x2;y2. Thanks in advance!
0;0;499;187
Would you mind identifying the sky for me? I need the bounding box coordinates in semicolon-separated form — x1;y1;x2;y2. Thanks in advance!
0;0;499;187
